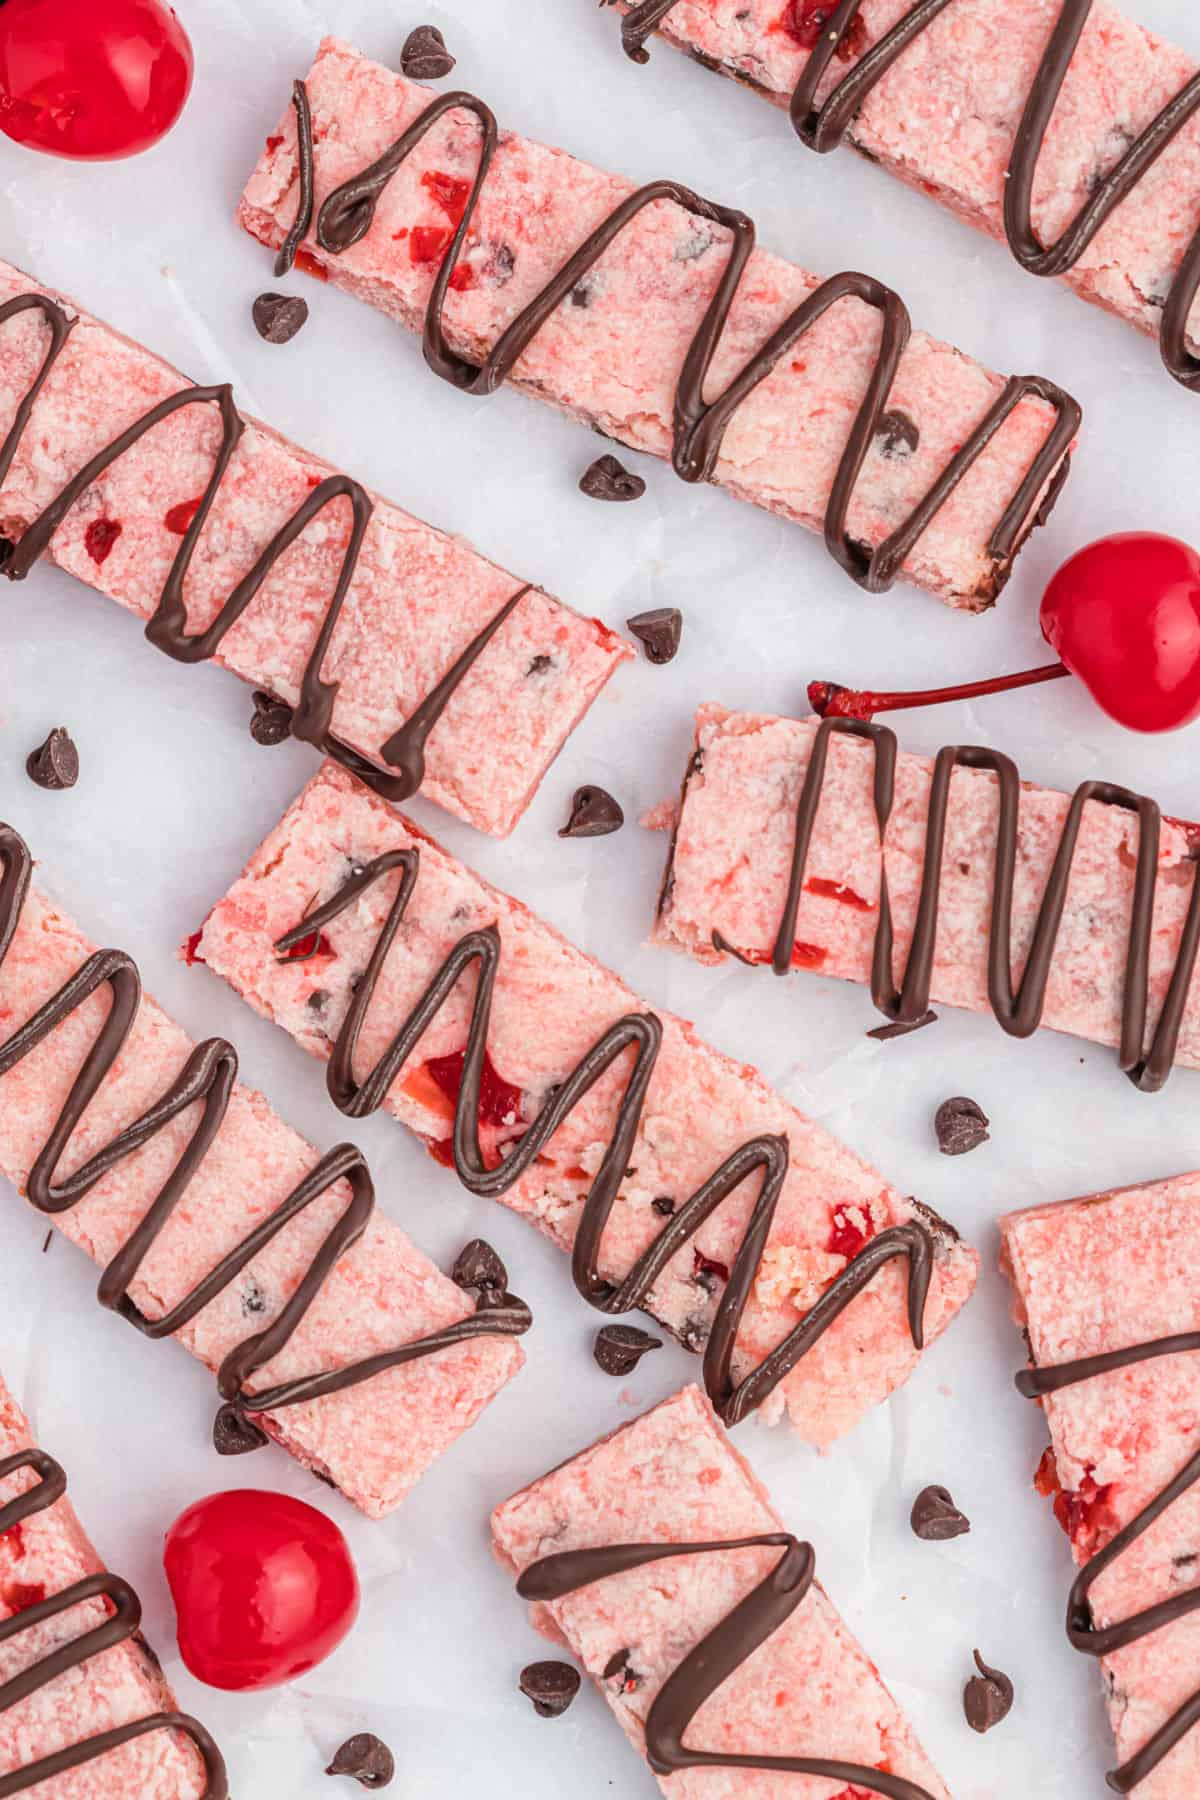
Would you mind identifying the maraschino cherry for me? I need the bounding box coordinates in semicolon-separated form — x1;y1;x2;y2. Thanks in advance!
164;1489;360;1691
0;0;193;161
811;533;1200;735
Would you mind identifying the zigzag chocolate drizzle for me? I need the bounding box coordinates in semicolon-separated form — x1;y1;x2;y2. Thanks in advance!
1017;1337;1200;1790
274;76;1079;594
0;291;530;804
517;1533;936;1797
0;823;529;1459
273;846;935;1425
702;715;1200;1091
0;1446;227;1798
612;0;1200;390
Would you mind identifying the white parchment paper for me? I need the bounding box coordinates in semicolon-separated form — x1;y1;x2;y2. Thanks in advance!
2;1;1199;1792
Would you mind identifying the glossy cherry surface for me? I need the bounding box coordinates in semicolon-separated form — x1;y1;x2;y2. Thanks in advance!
164;1489;359;1691
1040;532;1200;733
0;0;193;161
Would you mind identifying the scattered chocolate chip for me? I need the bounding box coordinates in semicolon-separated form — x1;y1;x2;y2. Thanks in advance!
963;1650;1014;1734
519;1660;581;1719
452;1237;508;1293
594;1323;663;1377
252;293;309;345
526;653;553;676
212;1404;268;1456
570;283;592;309
400;23;456;80
874;407;920;458
652;1195;675;1216
325;1732;395;1787
559;786;624;838
867;1010;938;1041
626;606;683;665
910;1485;971;1542
25;727;79;791
249;689;294;746
579;453;646;502
934;1096;990;1157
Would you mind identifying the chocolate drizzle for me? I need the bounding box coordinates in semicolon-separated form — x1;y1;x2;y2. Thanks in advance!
0;823;529;1455
714;715;1200;1091
0;292;532;806
616;0;1200;390
0;1447;227;1798
1017;1335;1200;1789
274;79;1078;593
273;845;935;1425
517;1534;935;1796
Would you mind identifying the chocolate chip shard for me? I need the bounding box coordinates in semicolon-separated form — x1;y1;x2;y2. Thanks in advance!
519;1660;581;1718
400;24;456;80
325;1732;396;1787
25;727;79;791
626;606;683;665
874;407;920;458
910;1484;971;1542
212;1404;268;1456
934;1095;990;1157
579;453;646;502
963;1650;1014;1734
594;1323;663;1376
252;293;310;345
452;1237;508;1294
559;786;624;838
652;1195;675;1216
250;689;295;746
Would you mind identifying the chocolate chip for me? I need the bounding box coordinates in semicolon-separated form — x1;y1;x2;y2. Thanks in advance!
25;727;79;791
452;1238;508;1293
250;689;294;745
325;1732;395;1787
252;293;310;345
934;1096;990;1157
652;1195;675;1216
593;1324;663;1376
212;1404;268;1455
306;989;329;1012
518;1660;581;1719
963;1650;1014;1734
559;786;624;838
910;1484;971;1542
570;283;592;309
603;1648;641;1692
526;653;553;676
874;408;920;458
241;1280;268;1317
485;243;516;286
579;453;646;502
400;24;456;79
626;606;682;665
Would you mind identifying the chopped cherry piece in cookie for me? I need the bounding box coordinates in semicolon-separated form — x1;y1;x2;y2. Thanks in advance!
425;1047;524;1130
777;0;866;58
165;497;203;535
828;1205;875;1261
805;877;872;911
84;517;122;564
421;169;471;221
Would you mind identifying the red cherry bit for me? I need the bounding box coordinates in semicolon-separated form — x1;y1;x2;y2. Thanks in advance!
808;533;1200;736
164;1489;360;1692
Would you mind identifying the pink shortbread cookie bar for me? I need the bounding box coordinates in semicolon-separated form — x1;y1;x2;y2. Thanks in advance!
0;256;629;838
650;705;1200;1080
491;1383;950;1798
606;0;1200;374
236;36;1079;611
194;760;977;1446
1001;1173;1200;1797
0;1373;224;1798
0;856;524;1521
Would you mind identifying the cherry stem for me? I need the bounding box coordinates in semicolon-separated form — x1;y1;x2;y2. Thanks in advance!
808;661;1070;722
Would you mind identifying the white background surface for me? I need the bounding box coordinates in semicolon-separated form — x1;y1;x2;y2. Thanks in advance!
1;0;1199;1793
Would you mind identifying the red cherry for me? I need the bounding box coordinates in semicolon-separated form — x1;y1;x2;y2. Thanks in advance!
808;533;1200;736
163;1489;359;1691
1041;533;1200;733
0;0;193;161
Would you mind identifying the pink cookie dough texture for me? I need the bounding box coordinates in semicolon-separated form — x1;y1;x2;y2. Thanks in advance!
651;704;1200;1070
491;1383;951;1798
195;761;978;1446
1001;1173;1200;1799
237;36;1076;611
610;0;1200;358
0;879;523;1520
0;256;629;839
0;1374;214;1799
